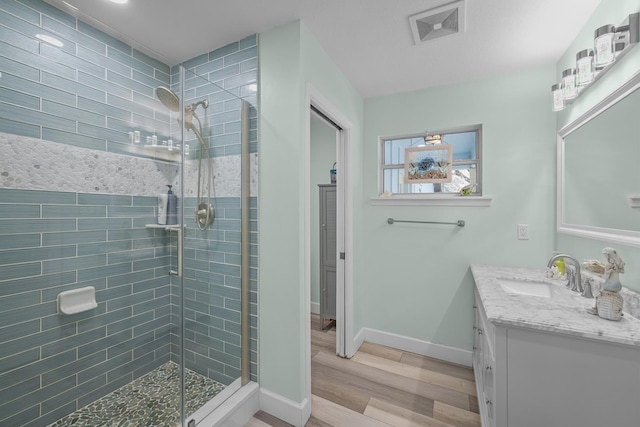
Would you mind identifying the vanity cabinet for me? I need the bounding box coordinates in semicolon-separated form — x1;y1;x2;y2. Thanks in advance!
473;290;640;427
318;185;336;328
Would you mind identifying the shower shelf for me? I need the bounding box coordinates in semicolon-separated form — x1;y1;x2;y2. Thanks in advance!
143;144;181;153
145;224;181;231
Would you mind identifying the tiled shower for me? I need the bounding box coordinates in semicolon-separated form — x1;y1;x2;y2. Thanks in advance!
0;0;258;425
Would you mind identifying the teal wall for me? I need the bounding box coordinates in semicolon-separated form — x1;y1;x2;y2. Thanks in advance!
362;66;557;351
259;20;363;403
555;0;640;291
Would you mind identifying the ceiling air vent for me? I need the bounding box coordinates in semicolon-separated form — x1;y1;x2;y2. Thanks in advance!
409;0;465;44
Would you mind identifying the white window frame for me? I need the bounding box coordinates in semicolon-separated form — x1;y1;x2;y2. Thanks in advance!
372;124;492;207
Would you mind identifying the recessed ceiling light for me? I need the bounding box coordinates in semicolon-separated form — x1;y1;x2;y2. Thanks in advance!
109;0;129;4
35;34;64;48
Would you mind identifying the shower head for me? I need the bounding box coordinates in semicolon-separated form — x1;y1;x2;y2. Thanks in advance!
156;86;180;112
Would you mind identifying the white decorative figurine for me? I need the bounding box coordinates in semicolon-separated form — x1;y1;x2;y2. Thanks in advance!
587;247;625;321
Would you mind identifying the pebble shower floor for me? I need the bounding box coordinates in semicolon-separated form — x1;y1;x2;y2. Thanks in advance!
47;362;225;427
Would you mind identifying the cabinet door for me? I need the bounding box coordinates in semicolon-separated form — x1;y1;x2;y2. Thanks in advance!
321;187;337;268
322;266;336;319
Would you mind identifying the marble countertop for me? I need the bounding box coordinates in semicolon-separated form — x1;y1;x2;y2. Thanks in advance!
471;264;640;348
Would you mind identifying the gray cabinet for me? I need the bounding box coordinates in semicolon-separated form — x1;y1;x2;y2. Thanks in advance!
318;185;336;329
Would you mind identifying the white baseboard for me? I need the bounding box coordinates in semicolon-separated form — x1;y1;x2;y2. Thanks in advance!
259;388;311;427
353;327;472;367
310;302;320;314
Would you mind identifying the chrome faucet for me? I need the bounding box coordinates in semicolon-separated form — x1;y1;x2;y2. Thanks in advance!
547;254;584;295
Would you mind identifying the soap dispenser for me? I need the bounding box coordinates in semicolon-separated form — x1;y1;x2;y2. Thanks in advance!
166;185;178;225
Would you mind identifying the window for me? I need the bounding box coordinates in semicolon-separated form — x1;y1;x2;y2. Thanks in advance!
380;125;482;196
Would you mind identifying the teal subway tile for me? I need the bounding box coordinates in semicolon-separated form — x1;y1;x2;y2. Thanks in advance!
78;240;131;256
31;403;76;427
109;248;154;265
107;205;154;217
42;254;106;275
9;375;76;420
224;364;241;380
0;377;40;408
106;288;153;312
42;204;106;218
77;123;129;145
77;306;130;334
42;71;105;103
0;271;76;297
77;262;132;282
239;34;257;49
209;262;240;278
106;46;151;75
45;18;105;56
0;349;39;385
106;93;153;120
43;230;106;246
0;262;40;281
223;46;257;67
104;330;150;359
107;310;154;336
240;57;258;73
138;323;170;346
0;204;39;219
130;112;167;134
41;278;106;303
0;303;57;336
0;0;40;24
134;316;170;340
20;0;76;27
183;53;209;71
107;69;153;98
0;188;75;205
78;70;132;99
1;70;75;106
0;244;75;266
42;350;106;387
79;96;132;121
77;20;130;54
0;405;39;427
0;116;40;138
76;374;110;408
0;86;39;109
209;41;240;61
194;57;224;76
0;291;40;311
0;40;74;80
195;311;224;330
108;269;154;288
1;350;74;397
108;228;151;241
132;196;157;207
77;43;127;76
0;318;39;344
43;127;107;151
0;102;75;134
78;193;132;206
132;256;169;272
154;284;170;298
209;347;240;369
132;277;167;293
0;233;40;250
107;352;154;383
42;327;106;359
78;217;132;231
194;249;224;263
43;99;105;127
132;69;166;90
97;283;131;302
0;19;39;54
133;49;170;74
155;68;170;85
133;295;169;316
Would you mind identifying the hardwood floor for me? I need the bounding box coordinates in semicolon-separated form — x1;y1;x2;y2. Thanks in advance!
245;315;480;427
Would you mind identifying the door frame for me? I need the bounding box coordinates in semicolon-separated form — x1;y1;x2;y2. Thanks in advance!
304;83;355;395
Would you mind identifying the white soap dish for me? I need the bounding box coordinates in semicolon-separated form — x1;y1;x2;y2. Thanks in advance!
57;286;98;315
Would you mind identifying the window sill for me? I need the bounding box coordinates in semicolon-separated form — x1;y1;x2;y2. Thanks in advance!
370;195;493;207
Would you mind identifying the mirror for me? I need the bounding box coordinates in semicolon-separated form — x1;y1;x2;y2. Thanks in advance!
558;73;640;248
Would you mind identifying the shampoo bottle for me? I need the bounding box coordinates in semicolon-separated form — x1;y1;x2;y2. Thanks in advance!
166;185;178;225
157;193;168;225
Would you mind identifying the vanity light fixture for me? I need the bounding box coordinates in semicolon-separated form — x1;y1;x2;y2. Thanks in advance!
551;13;639;111
424;134;442;144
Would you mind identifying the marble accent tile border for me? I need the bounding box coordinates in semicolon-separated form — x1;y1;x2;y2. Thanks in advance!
0;133;258;197
47;361;224;427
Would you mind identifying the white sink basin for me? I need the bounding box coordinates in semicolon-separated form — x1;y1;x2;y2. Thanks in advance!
497;278;557;298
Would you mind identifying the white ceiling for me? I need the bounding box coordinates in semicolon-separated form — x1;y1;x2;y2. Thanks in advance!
43;0;603;98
